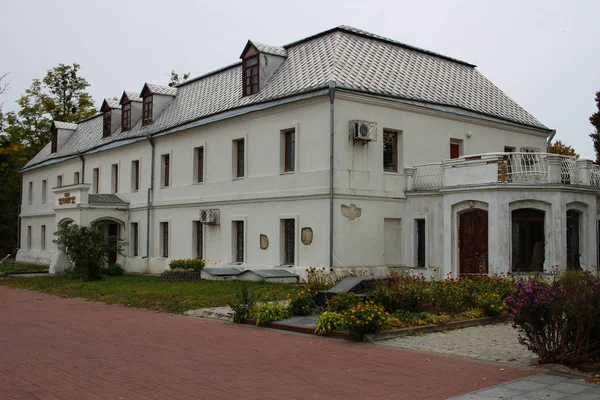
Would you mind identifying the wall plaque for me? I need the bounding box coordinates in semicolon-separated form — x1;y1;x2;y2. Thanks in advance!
301;227;313;245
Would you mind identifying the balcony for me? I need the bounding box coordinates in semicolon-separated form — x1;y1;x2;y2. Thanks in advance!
407;153;600;191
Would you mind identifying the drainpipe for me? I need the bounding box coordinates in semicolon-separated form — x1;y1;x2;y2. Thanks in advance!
77;152;85;183
328;81;336;272
144;133;156;259
546;129;556;153
16;172;22;254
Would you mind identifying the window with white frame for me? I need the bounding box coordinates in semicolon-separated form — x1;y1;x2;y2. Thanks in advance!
233;220;244;263
92;168;100;193
193;221;203;259
56;175;63;188
131;222;139;257
282;219;295;265
27;226;32;249
415;219;426;268
41;180;47;204
28;182;33;205
74;172;80;184
194;146;205;183
233;139;245;178
160;221;169;258
161;154;170;187
131;160;140;192
41;225;46;250
111;164;119;193
282;128;295;172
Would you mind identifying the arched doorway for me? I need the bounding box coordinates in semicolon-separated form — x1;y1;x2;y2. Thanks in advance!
566;210;580;269
459;209;488;274
511;208;545;272
92;219;123;265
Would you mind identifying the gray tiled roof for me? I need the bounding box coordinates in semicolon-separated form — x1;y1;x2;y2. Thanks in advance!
103;98;120;109
142;84;177;97
23;25;549;170
52;121;78;130
250;41;287;57
121;91;142;103
88;194;128;205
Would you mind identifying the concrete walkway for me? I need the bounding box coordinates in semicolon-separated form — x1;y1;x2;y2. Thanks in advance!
0;286;533;400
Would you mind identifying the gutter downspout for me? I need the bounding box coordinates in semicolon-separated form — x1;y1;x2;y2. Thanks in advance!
17;172;22;254
546;129;556;152
328;81;336;271
144;133;156;260
77;152;85;183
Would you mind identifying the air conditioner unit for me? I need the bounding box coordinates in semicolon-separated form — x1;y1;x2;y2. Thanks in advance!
199;209;220;225
349;120;377;144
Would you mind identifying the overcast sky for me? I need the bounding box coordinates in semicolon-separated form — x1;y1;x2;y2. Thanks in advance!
1;0;598;158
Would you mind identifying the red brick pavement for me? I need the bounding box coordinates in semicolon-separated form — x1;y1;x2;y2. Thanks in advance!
0;287;535;400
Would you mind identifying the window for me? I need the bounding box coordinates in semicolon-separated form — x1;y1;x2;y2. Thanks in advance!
131;222;139;257
233;221;244;263
193;221;203;259
161;154;170;187
111;164;119;193
41;180;47;204
282;219;295;265
92;168;100;193
57;175;63;188
122;102;132;131
383;130;398;172
415;219;426;268
283;129;295;172
512;209;545;272
41;225;46;250
51;127;58;153
27;226;32;250
242;55;259;96
234;139;245;178
160;222;169;258
450;139;463;159
103;110;112;137
131;160;140;191
74;172;80;184
142;95;153;126
194;146;204;183
28;181;33;205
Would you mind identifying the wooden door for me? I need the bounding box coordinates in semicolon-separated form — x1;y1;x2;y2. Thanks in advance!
459;210;488;274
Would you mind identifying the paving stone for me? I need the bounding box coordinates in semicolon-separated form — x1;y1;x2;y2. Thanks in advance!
502;380;550;391
549;381;590;394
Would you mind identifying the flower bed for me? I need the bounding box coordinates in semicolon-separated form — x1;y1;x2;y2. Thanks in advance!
160;270;203;282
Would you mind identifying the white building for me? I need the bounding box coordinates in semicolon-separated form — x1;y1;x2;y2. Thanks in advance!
16;26;600;279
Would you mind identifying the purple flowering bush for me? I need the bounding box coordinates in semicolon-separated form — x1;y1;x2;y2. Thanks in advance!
506;271;600;365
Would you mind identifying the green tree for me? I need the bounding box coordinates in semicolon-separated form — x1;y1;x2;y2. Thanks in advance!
549;140;580;159
168;70;190;87
53;223;122;281
590;91;600;164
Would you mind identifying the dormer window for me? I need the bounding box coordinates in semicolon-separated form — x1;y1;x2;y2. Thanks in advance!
51;127;58;153
103;110;112;138
142;95;153;126
243;55;259;96
122;102;131;131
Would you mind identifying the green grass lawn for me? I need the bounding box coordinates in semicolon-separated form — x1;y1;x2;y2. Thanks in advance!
0;262;49;274
0;275;297;314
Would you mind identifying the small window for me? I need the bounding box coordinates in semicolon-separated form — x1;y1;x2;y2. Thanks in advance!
142;95;153;126
131;222;139;257
193;221;203;259
234;139;245;178
415;219;426;268
56;175;63;188
242;55;259;96
383;130;398;172
233;221;244;263
28;181;33;205
74;172;80;184
111;164;119;193
41;225;46;250
161;154;170;187
41;180;47;204
51;127;58;153
103;110;112;137
131;160;140;191
160;221;169;258
27;226;32;250
92;168;100;194
283;129;295;172
450;139;463;159
194;146;204;183
282;219;295;265
122;102;132;131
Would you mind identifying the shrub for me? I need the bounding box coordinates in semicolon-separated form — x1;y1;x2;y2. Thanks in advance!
369;275;431;313
169;258;205;272
463;308;485;319
304;267;336;291
342;301;389;338
287;288;316;316
390;310;451;326
327;291;360;313
53;223;122;281
430;278;471;313
315;312;344;336
476;292;504;316
506;271;600;365
103;263;124;276
250;303;290;325
228;284;254;323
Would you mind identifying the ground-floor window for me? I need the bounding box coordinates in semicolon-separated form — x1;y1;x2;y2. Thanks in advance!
41;225;46;250
282;219;295;265
193;221;203;259
512;208;545;272
160;222;169;258
27;226;32;250
415;219;426;268
131;222;139;257
566;210;580;269
234;221;244;263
